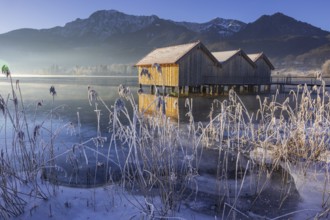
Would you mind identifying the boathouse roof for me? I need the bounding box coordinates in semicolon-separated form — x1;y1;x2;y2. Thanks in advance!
212;49;256;67
136;41;219;66
247;52;275;70
212;50;240;63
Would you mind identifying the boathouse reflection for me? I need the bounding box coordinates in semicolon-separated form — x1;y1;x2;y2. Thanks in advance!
138;93;181;120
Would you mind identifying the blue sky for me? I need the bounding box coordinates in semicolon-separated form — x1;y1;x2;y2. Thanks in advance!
0;0;329;34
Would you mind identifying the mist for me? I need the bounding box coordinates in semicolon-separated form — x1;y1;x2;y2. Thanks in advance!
1;44;139;75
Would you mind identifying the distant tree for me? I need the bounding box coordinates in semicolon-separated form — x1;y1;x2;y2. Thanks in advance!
322;60;330;77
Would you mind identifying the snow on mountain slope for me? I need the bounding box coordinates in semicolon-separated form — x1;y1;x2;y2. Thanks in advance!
42;10;245;40
176;17;246;37
44;10;158;40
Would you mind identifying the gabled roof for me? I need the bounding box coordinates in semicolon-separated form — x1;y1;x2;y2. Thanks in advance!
247;53;262;62
136;41;220;66
212;49;256;68
212;50;241;63
248;52;275;70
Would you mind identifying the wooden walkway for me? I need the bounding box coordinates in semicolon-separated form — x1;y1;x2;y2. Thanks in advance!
271;76;330;92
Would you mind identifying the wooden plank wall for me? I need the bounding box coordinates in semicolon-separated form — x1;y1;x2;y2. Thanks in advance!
138;64;179;87
255;59;271;84
213;54;256;85
178;46;218;86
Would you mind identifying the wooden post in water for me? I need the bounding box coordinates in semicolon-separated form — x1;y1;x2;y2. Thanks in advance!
181;86;184;95
239;86;244;93
188;86;192;94
151;85;154;94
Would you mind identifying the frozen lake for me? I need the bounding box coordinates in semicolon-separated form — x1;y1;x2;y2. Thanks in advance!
1;74;329;219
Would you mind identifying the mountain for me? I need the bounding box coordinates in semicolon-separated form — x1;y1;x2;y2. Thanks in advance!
44;10;245;41
0;10;158;48
214;12;330;68
0;10;329;73
234;12;328;39
0;10;200;71
43;10;158;40
176;18;246;38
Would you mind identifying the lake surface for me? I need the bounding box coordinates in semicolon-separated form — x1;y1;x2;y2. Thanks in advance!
0;75;277;184
1;75;326;218
0;74;278;126
0;75;306;178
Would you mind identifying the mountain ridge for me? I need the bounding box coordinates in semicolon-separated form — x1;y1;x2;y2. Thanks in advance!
1;10;329;72
234;12;329;40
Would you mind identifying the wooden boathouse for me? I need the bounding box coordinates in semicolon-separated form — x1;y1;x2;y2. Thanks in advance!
136;41;220;95
136;41;275;96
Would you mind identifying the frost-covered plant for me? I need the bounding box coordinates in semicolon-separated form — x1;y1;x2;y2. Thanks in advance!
3;62;330;219
1;65;10;78
83;84;200;217
0;66;74;218
152;62;162;74
247;83;330;216
84;82;330;218
140;68;151;79
179;84;330;217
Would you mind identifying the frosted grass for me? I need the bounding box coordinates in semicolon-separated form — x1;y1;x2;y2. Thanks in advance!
1;66;330;219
